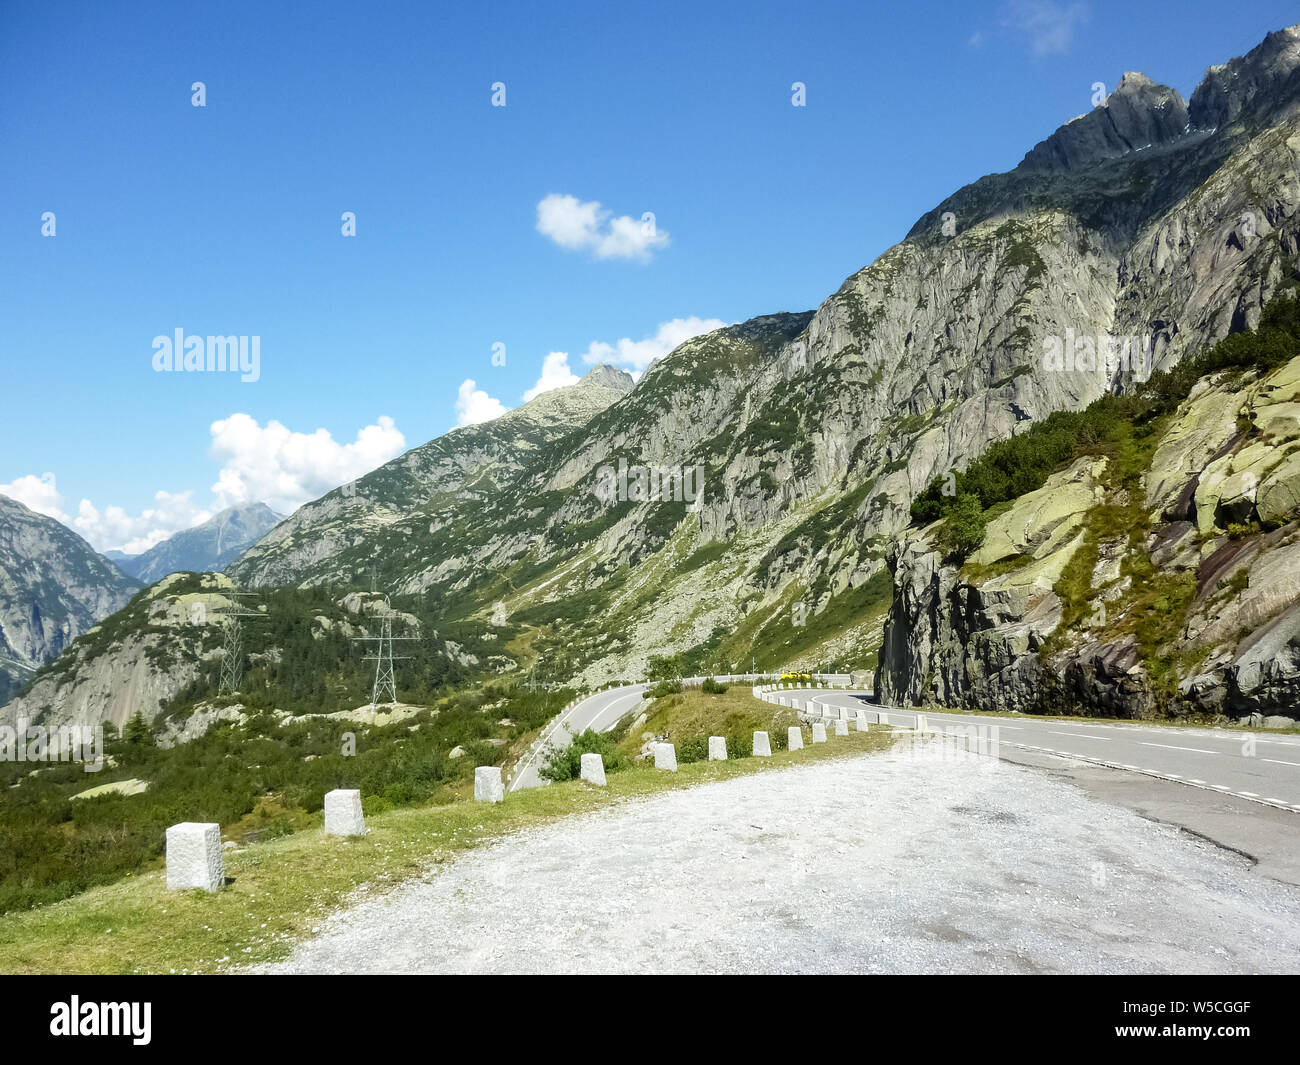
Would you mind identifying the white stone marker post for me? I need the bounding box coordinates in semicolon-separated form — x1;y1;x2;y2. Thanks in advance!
753;731;772;757
580;752;607;786
834;719;849;736
916;713;929;734
654;743;678;771
166;822;223;892
787;726;804;751
708;736;727;761
812;722;827;743
855;710;869;731
474;765;505;803
324;788;366;836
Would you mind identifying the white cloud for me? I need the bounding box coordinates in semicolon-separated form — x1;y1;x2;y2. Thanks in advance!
0;472;68;521
209;412;407;513
0;473;212;553
1000;1;1087;56
536;193;670;262
523;351;581;401
3;415;408;554
453;380;509;428
75;491;212;555
580;316;728;375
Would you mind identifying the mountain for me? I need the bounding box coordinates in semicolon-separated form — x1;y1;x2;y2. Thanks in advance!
11;23;1300;730
0;495;140;705
113;503;285;584
232;365;634;587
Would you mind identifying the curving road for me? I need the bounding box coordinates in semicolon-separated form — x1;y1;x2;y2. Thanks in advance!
507;674;849;792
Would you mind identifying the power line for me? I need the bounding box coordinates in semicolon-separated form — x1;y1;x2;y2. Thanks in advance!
351;590;419;707
215;590;268;694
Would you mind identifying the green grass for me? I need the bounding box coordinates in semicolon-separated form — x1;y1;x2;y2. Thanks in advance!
620;687;804;760
0;725;894;975
0;684;572;913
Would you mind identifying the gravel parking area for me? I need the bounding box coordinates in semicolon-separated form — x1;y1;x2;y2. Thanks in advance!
254;746;1300;974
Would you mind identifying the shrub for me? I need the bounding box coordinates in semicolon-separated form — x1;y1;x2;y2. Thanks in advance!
700;676;728;694
647;679;683;698
537;728;629;782
676;737;709;764
936;493;987;562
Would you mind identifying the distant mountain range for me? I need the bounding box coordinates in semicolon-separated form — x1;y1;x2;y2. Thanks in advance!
108;503;285;584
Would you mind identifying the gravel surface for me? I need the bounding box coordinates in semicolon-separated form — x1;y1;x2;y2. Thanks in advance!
253;747;1300;974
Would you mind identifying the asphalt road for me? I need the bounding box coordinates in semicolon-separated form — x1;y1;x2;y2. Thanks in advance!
508;684;648;792
779;688;1300;813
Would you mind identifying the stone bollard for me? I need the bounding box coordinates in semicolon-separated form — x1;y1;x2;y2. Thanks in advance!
654;743;678;771
474;765;505;803
708;736;727;761
877;710;889;726
166;822;223;892
834;719;849;736
580;752;607;786
324;788;366;836
812;723;827;743
787;726;804;751
916;713;929;734
753;731;772;757
855;710;869;732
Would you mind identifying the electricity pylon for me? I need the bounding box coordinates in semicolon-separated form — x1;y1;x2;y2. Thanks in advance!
217;591;267;694
352;595;418;706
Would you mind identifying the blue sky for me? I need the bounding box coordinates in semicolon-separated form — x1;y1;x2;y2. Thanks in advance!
1;0;1295;551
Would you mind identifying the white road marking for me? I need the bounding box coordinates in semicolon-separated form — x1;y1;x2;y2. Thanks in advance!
1141;742;1216;754
1239;791;1259;797
1262;758;1300;767
1048;731;1105;740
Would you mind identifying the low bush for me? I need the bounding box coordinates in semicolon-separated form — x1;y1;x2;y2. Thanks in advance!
537;728;630;782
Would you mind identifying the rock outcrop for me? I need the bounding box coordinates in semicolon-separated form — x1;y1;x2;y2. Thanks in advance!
877;352;1300;719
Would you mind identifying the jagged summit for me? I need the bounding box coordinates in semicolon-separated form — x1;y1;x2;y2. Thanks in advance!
1019;72;1190;173
574;364;635;392
115;502;285;584
1190;22;1300;129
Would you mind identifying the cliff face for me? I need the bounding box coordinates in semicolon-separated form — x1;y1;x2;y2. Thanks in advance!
876;349;1300;722
0;495;139;704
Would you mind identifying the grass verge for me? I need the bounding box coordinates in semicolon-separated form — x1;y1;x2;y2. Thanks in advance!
0;721;894;975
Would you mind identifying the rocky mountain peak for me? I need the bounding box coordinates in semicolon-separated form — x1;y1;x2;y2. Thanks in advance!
115;501;285;584
1018;72;1189;173
574;364;635;393
1189;22;1300;130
